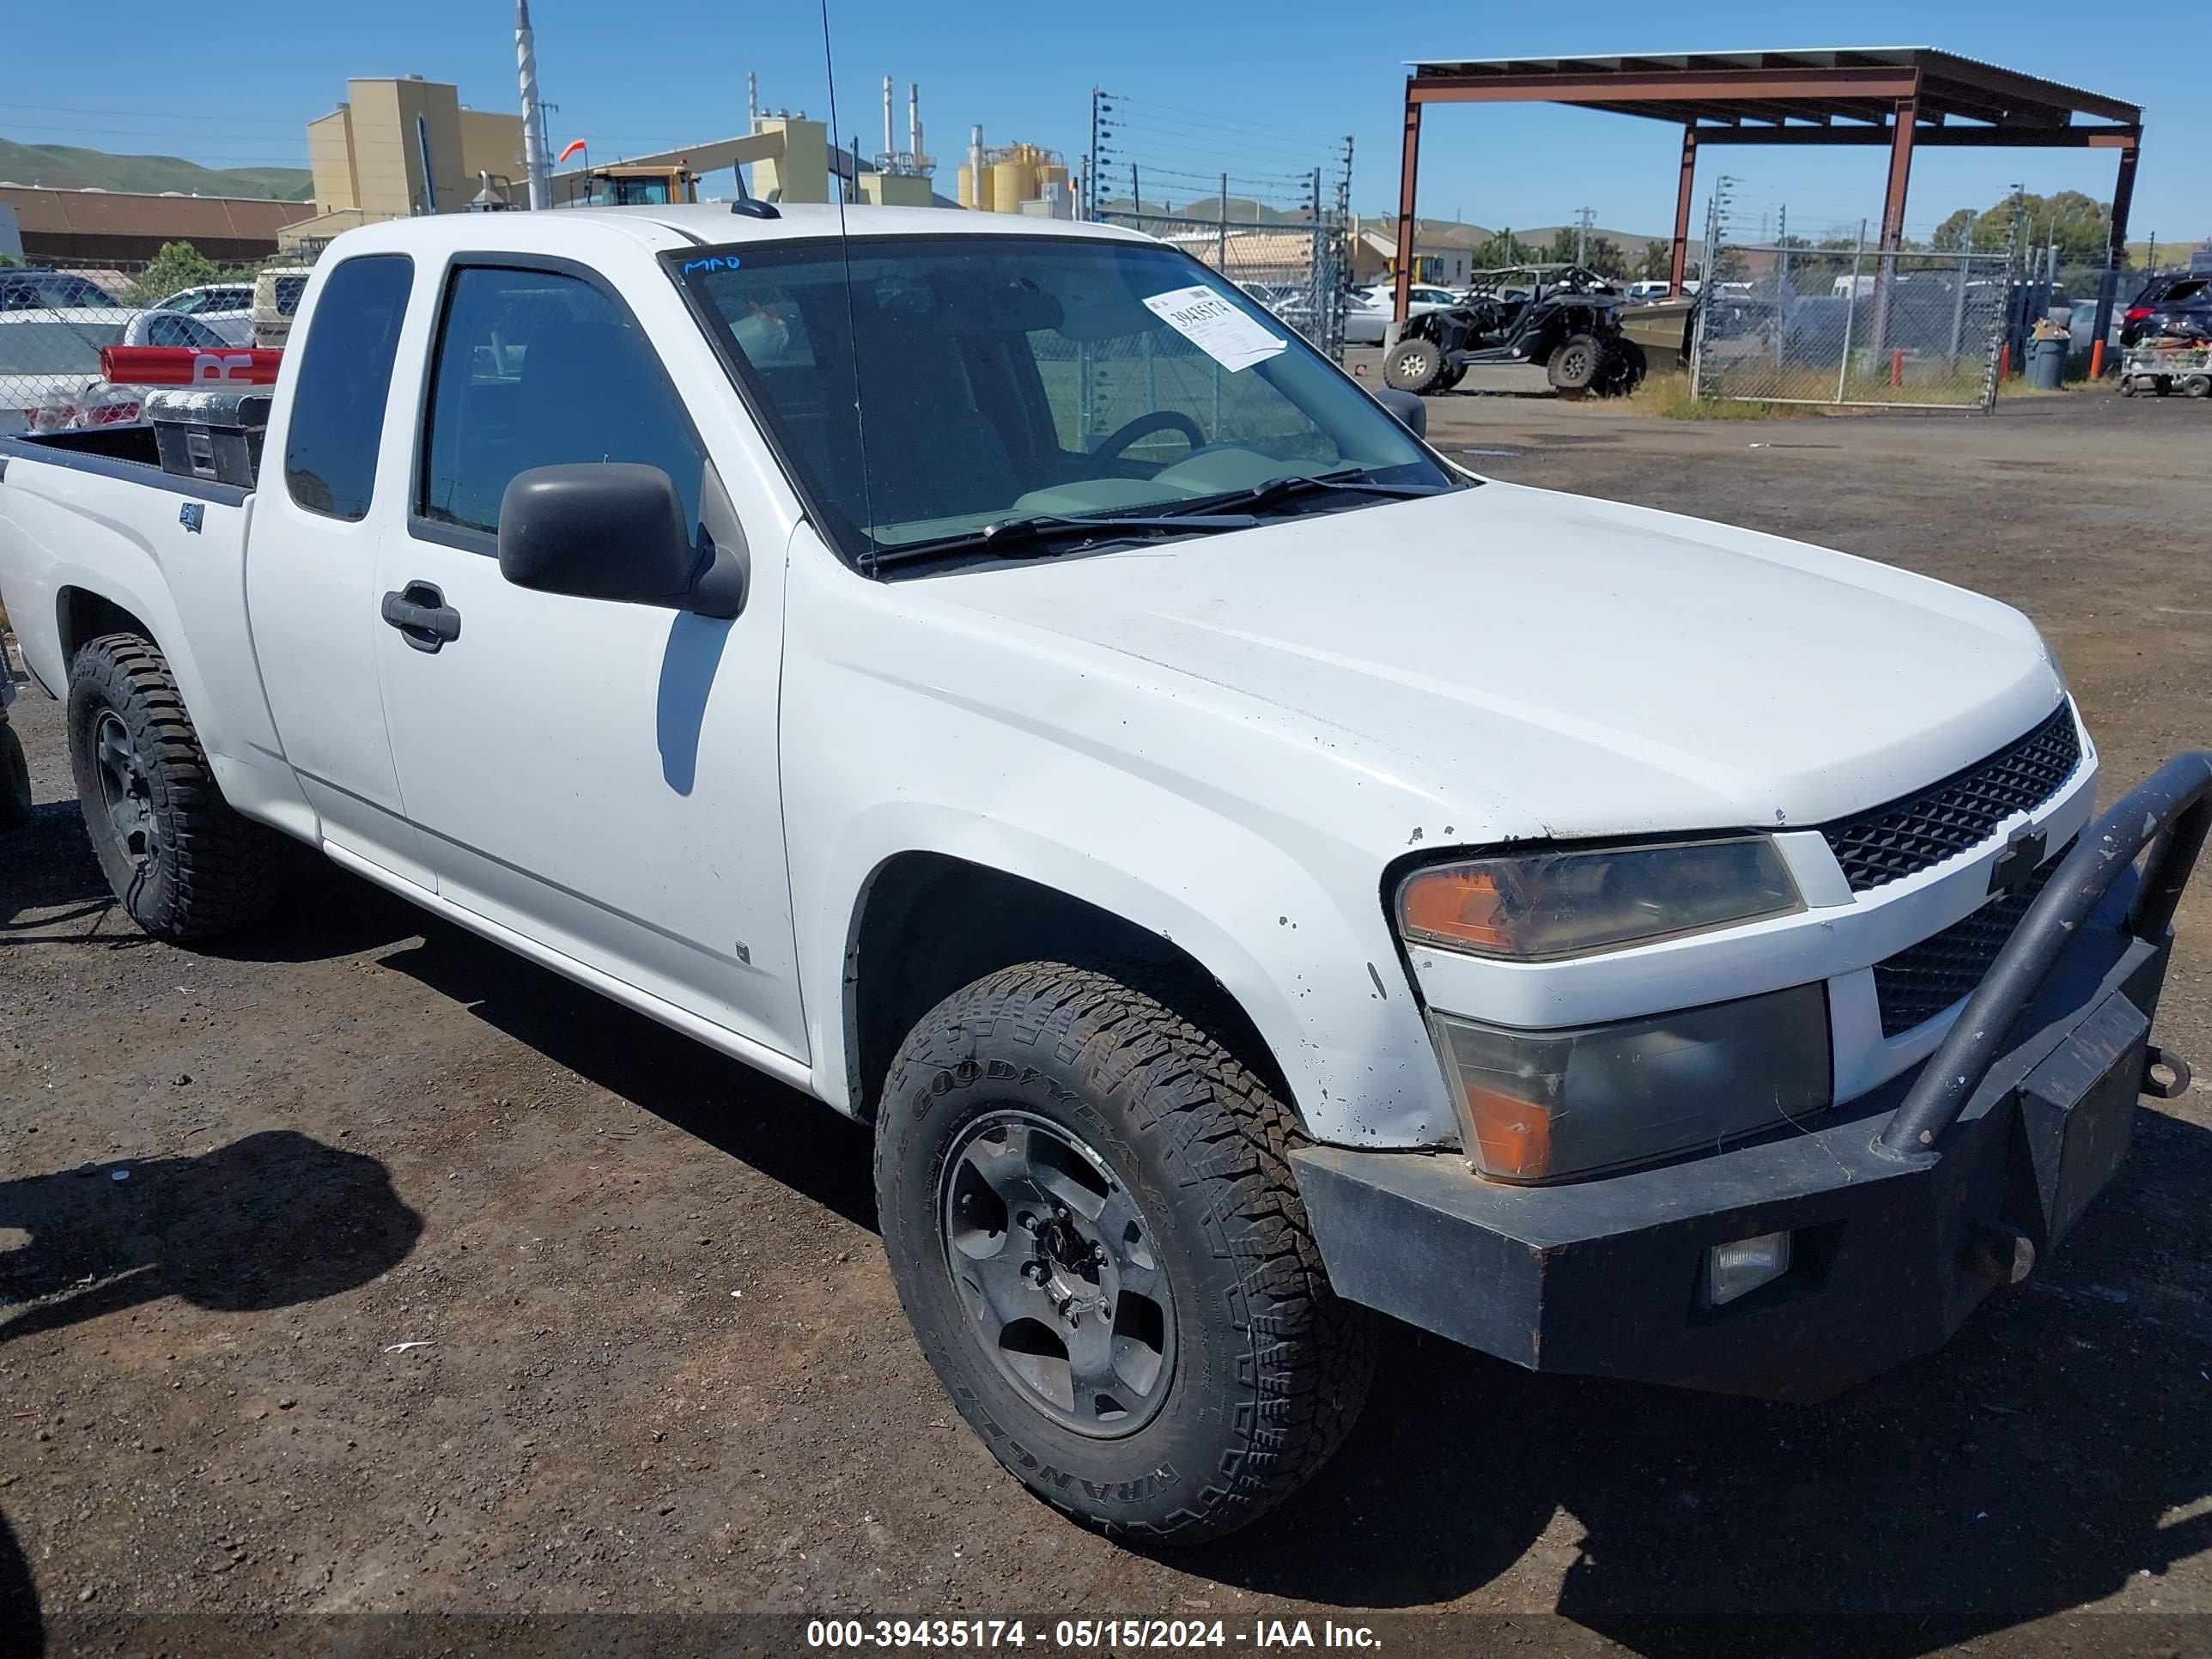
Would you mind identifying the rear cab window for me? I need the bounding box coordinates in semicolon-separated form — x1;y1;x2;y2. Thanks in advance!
283;254;413;521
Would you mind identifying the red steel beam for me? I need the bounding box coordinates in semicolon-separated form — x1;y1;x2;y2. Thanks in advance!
1694;123;2141;148
1408;65;1921;105
1668;125;1697;297
1393;94;1420;325
1879;93;1919;251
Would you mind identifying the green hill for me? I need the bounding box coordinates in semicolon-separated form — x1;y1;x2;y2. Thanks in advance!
0;140;311;201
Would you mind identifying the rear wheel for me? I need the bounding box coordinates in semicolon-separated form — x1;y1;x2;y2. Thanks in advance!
1382;337;1443;395
2184;374;2211;398
65;633;288;941
1547;332;1603;398
1599;340;1647;398
876;962;1376;1543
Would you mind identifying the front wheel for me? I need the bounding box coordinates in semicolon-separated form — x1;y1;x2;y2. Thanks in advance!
1382;336;1443;395
876;963;1376;1544
1547;331;1604;398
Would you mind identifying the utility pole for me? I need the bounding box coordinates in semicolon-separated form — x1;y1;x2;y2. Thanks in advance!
515;0;551;210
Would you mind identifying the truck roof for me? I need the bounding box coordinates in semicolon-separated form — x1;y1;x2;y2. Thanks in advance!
323;203;1151;264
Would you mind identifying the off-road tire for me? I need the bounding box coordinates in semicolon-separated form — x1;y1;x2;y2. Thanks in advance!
1599;340;1647;398
876;962;1378;1544
1382;336;1443;395
0;720;29;832
1547;331;1603;398
66;633;287;941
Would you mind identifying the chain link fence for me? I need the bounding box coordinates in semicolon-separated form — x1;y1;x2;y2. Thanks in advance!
1692;240;2013;410
1089;91;1353;362
1;246;319;436
1095;208;1348;362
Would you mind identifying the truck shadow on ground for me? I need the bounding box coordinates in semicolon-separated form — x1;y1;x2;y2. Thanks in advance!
0;1130;423;1347
0;1130;422;1657
374;924;878;1231
1191;1100;2212;1653
0;801;123;939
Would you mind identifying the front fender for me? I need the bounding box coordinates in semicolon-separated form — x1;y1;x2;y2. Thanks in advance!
779;540;1458;1148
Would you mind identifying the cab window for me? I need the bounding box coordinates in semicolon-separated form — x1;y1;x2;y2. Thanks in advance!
417;264;705;541
283;255;413;522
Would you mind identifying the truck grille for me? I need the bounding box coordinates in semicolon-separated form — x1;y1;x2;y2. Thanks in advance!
1873;848;2065;1038
1819;702;2081;892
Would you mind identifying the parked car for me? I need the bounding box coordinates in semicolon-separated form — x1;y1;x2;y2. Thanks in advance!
2;206;2203;1546
0;267;124;311
250;265;313;349
148;283;257;346
1342;282;1460;345
2121;272;2212;348
0;308;228;434
1624;279;1674;303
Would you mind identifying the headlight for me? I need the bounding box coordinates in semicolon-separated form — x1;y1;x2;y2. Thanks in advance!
1429;986;1832;1182
1396;836;1802;961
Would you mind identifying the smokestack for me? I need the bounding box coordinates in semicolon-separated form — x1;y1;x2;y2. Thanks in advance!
516;0;550;210
969;124;984;210
908;83;921;161
747;70;759;131
882;76;895;161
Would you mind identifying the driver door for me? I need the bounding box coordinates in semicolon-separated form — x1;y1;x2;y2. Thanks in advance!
371;258;806;1060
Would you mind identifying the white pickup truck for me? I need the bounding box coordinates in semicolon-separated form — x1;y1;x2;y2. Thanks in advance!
2;204;2204;1544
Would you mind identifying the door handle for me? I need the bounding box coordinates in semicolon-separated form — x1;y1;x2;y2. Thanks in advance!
381;581;462;653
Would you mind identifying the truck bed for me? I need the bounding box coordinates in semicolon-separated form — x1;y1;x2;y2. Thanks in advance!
0;424;290;823
0;423;249;507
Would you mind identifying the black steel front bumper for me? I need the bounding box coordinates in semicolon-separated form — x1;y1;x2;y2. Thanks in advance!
1293;752;2211;1403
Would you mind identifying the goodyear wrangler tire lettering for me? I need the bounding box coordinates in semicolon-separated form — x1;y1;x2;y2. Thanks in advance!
875;961;1376;1543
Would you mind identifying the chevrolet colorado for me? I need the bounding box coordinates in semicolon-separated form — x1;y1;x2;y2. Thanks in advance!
0;204;2203;1543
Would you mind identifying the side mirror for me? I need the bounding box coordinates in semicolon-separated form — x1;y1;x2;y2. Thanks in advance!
1375;386;1428;439
498;463;738;617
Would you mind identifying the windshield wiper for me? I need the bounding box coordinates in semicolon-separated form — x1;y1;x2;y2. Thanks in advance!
868;509;1261;573
1226;469;1458;513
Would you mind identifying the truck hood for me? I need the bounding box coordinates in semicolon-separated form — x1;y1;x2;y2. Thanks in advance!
925;481;2067;841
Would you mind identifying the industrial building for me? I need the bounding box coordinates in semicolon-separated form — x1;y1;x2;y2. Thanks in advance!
289;75;528;246
0;184;313;264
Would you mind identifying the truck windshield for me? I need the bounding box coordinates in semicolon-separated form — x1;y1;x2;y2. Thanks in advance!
670;233;1451;567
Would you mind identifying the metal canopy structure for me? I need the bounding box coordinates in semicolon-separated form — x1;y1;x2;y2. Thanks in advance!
1392;46;2143;349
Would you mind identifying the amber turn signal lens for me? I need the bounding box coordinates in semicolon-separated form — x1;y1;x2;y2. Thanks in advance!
1400;866;1513;951
1459;1082;1553;1179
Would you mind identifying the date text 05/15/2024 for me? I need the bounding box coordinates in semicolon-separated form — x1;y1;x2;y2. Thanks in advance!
805;1620;1382;1649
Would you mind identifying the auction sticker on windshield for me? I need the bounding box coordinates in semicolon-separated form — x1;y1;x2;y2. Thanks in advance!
1140;285;1287;373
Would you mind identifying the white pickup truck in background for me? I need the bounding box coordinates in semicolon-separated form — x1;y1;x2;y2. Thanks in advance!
2;204;2204;1543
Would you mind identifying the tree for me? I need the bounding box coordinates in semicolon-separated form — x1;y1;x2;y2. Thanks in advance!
1582;234;1626;277
1471;228;1531;270
1635;239;1673;283
1929;190;2112;262
131;240;218;307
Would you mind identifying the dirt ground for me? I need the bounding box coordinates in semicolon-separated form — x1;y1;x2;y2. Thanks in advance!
4;386;2211;1657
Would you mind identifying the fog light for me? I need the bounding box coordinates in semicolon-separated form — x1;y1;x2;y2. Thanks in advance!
1703;1231;1793;1308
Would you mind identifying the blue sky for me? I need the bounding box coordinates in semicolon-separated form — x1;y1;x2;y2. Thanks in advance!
3;2;2200;250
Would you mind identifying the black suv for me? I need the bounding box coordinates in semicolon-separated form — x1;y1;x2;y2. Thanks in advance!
2121;272;2212;348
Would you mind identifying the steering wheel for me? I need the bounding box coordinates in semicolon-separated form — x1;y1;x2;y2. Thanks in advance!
1080;410;1206;475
